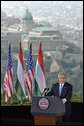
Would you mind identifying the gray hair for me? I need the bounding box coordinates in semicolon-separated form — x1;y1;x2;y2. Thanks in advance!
58;72;66;78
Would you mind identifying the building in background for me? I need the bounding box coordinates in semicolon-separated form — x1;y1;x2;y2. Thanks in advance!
21;9;35;33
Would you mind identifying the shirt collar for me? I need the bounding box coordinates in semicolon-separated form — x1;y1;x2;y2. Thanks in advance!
59;82;65;87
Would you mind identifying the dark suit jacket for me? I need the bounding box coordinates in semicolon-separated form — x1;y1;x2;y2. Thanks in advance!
47;82;73;116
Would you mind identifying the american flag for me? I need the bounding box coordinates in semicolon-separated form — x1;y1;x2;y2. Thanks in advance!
26;43;34;100
4;43;13;103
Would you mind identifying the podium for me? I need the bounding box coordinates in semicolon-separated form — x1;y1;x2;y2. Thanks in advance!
31;96;65;125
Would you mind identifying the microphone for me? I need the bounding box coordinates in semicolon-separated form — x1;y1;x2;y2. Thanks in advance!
42;88;49;96
45;88;49;95
42;88;47;96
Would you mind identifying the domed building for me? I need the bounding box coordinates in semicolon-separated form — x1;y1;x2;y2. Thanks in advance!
21;9;34;33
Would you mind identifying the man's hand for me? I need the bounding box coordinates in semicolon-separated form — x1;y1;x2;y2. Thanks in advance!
62;98;67;104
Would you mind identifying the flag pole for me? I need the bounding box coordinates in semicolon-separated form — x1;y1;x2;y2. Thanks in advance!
9;40;11;45
11;96;13;105
19;40;21;45
30;40;32;45
20;100;23;105
39;40;42;44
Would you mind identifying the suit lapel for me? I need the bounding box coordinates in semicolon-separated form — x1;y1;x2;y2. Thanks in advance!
55;83;59;97
61;82;68;97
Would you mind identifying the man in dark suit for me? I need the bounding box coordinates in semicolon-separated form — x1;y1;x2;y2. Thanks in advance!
46;72;73;122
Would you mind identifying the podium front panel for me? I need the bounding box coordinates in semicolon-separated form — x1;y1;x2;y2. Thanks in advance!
31;96;65;116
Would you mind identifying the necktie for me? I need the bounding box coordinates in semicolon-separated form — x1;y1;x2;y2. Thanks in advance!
59;84;63;96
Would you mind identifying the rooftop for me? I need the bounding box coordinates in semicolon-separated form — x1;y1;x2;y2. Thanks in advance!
32;26;60;32
22;34;60;39
21;9;33;21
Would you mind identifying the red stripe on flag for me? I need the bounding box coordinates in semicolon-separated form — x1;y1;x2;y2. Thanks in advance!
37;43;45;75
4;81;9;87
10;69;13;85
7;70;12;96
31;69;34;92
27;71;32;90
19;43;24;68
26;80;32;98
31;69;34;78
4;89;9;103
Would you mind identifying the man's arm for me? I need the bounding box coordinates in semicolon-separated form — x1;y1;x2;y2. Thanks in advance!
64;84;73;103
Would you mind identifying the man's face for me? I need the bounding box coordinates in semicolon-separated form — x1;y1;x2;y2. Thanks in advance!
58;75;66;84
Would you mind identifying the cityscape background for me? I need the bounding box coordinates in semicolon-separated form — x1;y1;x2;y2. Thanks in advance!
1;1;83;104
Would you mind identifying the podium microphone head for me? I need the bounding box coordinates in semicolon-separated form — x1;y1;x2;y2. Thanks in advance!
44;88;47;91
47;88;49;91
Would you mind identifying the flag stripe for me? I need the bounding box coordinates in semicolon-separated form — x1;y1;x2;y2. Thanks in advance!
26;44;34;100
15;43;26;101
9;69;13;92
17;59;26;96
27;71;32;89
28;70;34;83
26;73;32;92
19;43;24;68
28;70;34;91
30;69;34;92
37;43;45;75
4;83;10;96
26;70;34;100
4;90;8;102
35;60;46;93
35;43;46;96
3;44;13;102
7;70;12;96
26;80;32;99
4;73;11;97
34;79;42;96
9;70;13;93
15;79;26;100
10;69;13;84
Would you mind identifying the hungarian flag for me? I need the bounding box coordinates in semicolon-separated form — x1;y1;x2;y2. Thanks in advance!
15;42;26;100
34;42;46;95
